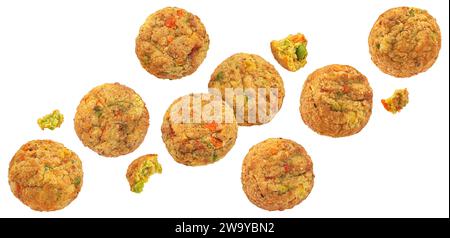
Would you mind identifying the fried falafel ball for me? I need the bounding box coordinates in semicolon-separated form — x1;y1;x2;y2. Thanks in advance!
369;7;441;77
74;83;149;157
136;7;210;79
161;93;238;166
208;53;285;126
300;64;373;137
242;138;314;211
9;140;83;211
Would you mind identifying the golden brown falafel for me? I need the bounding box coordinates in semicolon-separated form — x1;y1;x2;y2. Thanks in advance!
9;140;83;212
136;7;210;79
208;53;285;126
242;138;314;211
161;93;238;166
300;64;373;137
369;7;441;77
74;83;149;157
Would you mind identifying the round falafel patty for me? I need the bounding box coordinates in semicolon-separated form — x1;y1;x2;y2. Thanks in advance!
161;93;238;166
300;64;373;138
136;7;210;79
369;7;441;78
208;53;285;126
74;83;149;157
242;138;314;211
8;140;83;211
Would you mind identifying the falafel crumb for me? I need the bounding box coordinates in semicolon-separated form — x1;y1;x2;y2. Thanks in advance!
126;154;162;193
381;89;409;114
37;110;64;130
270;33;308;72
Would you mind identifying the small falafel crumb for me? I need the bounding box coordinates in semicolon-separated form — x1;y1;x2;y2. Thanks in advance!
270;33;308;72
126;154;162;193
37;110;64;130
381;89;409;114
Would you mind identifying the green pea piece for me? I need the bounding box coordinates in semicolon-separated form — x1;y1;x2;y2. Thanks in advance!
133;181;145;193
295;44;308;61
133;164;160;193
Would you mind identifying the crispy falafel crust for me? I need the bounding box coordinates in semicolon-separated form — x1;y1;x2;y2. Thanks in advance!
242;138;314;211
136;7;210;79
300;64;373;137
161;93;238;166
74;83;149;157
369;7;441;78
208;53;285;126
8;140;83;212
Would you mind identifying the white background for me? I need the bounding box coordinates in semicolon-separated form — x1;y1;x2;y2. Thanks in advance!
0;0;448;218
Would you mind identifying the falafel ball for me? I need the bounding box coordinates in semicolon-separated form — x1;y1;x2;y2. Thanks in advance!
208;53;285;126
300;64;373;138
136;7;210;79
8;140;83;212
74;83;149;157
368;7;441;78
161;93;238;166
242;138;314;211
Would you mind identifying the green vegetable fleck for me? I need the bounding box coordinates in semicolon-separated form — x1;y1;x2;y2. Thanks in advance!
215;71;224;81
295;44;307;61
93;106;103;117
201;137;215;150
277;185;290;194
336;91;345;98
330;101;343;111
408;8;415;17
133;181;145;193
73;177;81;186
131;156;162;194
44;164;53;172
211;152;219;162
37;110;64;130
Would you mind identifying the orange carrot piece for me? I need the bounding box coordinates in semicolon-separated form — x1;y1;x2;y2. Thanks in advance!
165;16;176;28
343;84;350;93
381;99;389;111
210;137;223;148
204;121;218;132
167;35;174;43
290;34;305;43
